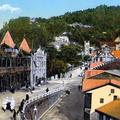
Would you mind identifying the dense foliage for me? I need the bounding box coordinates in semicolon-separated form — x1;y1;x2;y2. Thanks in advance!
0;5;120;77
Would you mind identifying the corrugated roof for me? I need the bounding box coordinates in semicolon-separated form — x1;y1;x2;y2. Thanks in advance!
96;99;120;119
90;62;104;69
1;31;15;48
111;50;120;59
82;79;120;92
19;38;31;53
85;70;105;79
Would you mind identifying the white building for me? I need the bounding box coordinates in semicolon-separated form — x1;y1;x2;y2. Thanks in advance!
31;47;47;86
52;35;70;50
115;36;120;50
84;41;90;55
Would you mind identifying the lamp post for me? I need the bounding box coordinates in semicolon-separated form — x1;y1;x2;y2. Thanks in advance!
33;105;37;120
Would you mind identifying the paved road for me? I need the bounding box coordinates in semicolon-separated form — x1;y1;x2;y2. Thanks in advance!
41;77;84;120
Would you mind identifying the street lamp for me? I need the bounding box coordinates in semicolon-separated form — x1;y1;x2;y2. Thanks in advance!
33;105;37;120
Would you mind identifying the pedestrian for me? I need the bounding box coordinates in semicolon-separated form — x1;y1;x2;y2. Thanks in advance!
46;87;49;92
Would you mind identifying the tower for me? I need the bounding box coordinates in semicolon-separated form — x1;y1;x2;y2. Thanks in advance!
84;41;90;55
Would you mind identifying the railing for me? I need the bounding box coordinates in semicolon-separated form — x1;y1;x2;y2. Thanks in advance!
22;86;64;120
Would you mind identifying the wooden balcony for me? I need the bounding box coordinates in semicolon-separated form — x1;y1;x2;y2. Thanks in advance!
0;67;31;74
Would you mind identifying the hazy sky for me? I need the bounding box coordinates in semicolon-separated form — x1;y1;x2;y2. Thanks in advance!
0;0;120;28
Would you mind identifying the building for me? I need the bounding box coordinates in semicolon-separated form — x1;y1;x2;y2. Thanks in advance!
51;35;70;50
115;36;120;50
31;47;47;86
83;78;120;120
82;69;120;120
84;41;90;55
96;99;120;120
0;31;31;92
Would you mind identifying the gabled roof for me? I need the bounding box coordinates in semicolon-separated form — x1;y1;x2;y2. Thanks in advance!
85;70;105;79
1;31;15;48
111;50;120;59
96;99;120;119
82;79;120;92
90;62;104;69
19;38;31;53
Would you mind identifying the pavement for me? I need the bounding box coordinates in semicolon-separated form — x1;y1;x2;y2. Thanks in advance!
0;82;62;120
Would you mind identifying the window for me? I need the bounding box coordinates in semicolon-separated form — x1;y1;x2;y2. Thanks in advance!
113;95;118;100
100;98;104;103
111;89;115;93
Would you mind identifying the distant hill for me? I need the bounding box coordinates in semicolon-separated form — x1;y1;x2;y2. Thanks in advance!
1;5;120;49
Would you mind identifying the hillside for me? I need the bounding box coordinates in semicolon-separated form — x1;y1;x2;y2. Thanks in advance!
0;5;120;77
1;5;120;48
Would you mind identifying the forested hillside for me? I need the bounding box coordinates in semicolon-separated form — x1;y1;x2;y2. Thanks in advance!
0;5;120;77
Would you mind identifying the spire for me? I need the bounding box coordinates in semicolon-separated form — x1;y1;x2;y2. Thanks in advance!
1;31;15;48
19;38;31;53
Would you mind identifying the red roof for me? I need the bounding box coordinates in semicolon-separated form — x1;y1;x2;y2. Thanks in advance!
96;99;120;119
1;31;15;48
19;38;31;53
82;79;120;92
111;50;120;59
90;62;104;69
85;70;105;78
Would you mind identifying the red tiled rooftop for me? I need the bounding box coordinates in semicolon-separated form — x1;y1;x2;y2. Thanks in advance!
82;79;110;92
90;62;104;68
85;70;105;79
1;31;15;48
82;79;120;92
111;50;120;59
96;99;120;119
19;38;31;53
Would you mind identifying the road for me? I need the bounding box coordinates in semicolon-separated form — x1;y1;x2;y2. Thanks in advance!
24;77;83;120
24;67;84;120
40;77;84;120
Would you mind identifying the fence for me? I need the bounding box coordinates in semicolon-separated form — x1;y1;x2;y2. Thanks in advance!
21;86;64;120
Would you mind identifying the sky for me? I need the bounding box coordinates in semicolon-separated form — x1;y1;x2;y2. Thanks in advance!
0;0;120;28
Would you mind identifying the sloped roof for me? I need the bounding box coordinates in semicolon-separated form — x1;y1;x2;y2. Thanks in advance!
82;79;110;92
85;70;105;79
90;62;104;69
1;31;15;48
100;41;116;47
111;50;120;59
96;99;120;119
106;70;120;77
19;38;31;53
82;79;120;92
